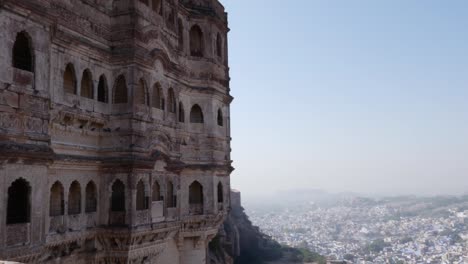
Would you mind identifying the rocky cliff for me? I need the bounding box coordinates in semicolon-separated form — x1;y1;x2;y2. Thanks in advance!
208;190;326;264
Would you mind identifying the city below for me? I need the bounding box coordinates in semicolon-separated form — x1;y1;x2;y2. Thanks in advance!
246;190;468;264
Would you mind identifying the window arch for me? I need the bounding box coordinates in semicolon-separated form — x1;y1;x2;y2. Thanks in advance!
167;88;176;113
7;178;31;224
114;75;128;104
85;181;97;213
190;104;204;123
179;102;185;123
216;33;223;58
166;181;175;208
178;18;184;50
152;82;164;110
136;79;149;106
152;181;161;201
217;108;224;126
12;31;34;72
68;181;81;215
190;25;204;57
111;180;125;212
136;180;148;211
97;75;108;103
81;69;93;99
50;181;64;216
189;181;203;215
64;63;77;95
217;182;224;203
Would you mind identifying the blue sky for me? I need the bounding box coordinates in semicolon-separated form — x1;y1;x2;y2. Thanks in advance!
223;0;468;196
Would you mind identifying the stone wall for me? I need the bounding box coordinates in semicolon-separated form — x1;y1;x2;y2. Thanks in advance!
0;0;232;263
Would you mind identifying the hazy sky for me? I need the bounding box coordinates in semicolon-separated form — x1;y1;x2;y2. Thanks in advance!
223;0;468;196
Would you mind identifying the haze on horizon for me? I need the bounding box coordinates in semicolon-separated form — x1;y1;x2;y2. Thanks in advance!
224;0;468;197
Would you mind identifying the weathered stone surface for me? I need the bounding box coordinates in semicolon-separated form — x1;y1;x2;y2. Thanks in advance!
0;0;232;263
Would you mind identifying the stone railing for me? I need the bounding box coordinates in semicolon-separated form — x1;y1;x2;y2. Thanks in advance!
6;223;30;246
189;204;204;215
109;211;126;226
67;214;82;231
135;210;150;226
151;201;164;222
217;203;224;211
86;212;97;228
13;68;34;87
49;216;65;233
166;207;178;221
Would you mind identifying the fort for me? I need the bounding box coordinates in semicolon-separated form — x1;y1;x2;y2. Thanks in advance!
0;0;232;263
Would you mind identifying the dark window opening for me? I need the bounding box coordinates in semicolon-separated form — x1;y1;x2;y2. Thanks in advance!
152;83;163;109
111;180;125;212
152;181;162;201
81;69;93;99
167;88;176;113
216;33;223;58
190;104;204;123
7;178;31;224
64;63;77;94
217;182;224;203
114;75;128;104
190;25;204;57
85;181;97;213
97;75;108;103
68;181;81;215
12;31;34;72
217;108;224;126
136;180;148;210
179;102;185;123
50;182;64;216
166;181;176;208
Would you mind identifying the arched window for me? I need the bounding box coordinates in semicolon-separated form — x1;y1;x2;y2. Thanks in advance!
152;181;161;201
50;181;64;216
114;75;128;104
152;82;163;109
167;88;176;113
97;75;108;103
190;104;204;123
152;0;161;13
111;180;125;212
189;181;203;215
136;180;148;211
179;102;185;123
81;69;93;99
216;33;223;58
64;63;77;95
135;79;148;105
217;108;224;126
85;181;97;213
190;25;204;57
12;31;34;72
7;179;31;224
178;19;184;50
166;181;175;208
217;182;224;203
68;181;81;215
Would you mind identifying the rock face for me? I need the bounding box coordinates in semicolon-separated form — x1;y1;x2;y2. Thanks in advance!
0;0;232;263
208;190;284;264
